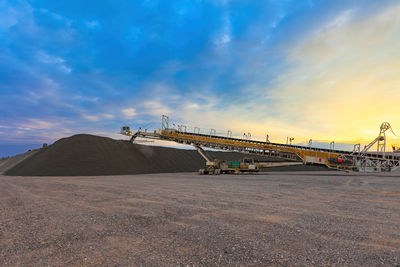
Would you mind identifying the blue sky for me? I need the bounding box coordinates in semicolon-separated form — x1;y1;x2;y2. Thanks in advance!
1;0;400;157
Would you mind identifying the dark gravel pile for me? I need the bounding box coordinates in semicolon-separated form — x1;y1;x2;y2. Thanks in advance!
5;134;286;176
0;150;38;173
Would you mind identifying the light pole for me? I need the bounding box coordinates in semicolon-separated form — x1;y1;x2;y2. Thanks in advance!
330;141;335;150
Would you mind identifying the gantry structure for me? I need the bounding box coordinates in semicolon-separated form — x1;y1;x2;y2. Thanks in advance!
121;115;400;172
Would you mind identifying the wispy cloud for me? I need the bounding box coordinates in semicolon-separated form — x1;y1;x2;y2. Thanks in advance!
37;51;71;73
85;20;101;30
154;2;400;146
214;14;232;48
83;113;115;122
141;100;171;116
0;1;32;30
1;0;399;150
18;118;60;130
121;108;137;118
103;114;114;119
326;8;354;29
263;3;400;141
83;115;101;122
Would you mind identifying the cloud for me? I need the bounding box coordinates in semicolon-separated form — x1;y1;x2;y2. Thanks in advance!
73;95;100;103
86;20;101;30
216;33;231;45
83;113;115;121
18;118;59;130
326;8;354;29
0;7;21;29
156;3;400;146
214;14;232;48
262;3;400;142
209;0;231;7
0;1;32;30
1;0;399;150
103;114;114;119
83;115;100;122
121;108;136;118
37;51;65;64
141;100;171;116
36;51;71;73
185;103;200;110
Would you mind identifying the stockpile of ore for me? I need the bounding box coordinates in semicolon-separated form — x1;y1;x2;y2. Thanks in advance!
6;134;283;176
0;150;38;173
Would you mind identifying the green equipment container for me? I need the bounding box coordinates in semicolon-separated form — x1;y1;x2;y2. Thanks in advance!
228;161;240;169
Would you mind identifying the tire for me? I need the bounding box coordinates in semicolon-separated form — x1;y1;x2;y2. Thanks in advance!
198;169;205;175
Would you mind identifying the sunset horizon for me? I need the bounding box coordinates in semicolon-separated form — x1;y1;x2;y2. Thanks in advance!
1;0;400;156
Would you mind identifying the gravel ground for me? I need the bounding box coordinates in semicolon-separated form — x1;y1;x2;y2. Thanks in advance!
1;172;400;266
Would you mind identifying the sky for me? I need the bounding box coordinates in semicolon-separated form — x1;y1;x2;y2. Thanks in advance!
1;0;400;157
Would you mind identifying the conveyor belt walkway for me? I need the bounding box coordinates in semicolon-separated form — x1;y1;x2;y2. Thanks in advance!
121;116;400;172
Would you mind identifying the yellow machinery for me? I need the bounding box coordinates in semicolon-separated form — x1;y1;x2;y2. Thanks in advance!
121;115;400;172
192;144;300;174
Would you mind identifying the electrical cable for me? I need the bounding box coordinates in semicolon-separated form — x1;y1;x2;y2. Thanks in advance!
389;125;400;138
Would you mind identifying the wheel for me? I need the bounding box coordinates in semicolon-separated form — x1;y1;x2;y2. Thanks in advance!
198;169;205;175
214;169;221;175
